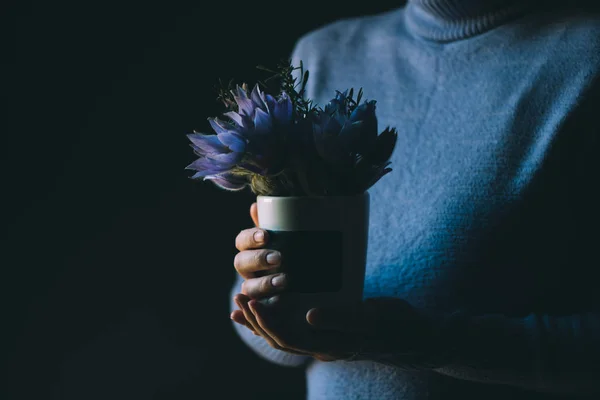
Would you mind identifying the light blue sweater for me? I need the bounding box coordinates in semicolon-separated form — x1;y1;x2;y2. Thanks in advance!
232;1;600;398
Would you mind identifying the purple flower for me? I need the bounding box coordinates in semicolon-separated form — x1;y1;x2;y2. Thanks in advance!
312;90;397;192
185;84;293;191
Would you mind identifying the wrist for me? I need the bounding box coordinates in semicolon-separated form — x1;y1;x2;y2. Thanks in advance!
388;307;469;370
425;308;470;368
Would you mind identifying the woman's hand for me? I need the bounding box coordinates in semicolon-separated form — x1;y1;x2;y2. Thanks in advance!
231;203;449;365
230;203;288;334
235;291;448;364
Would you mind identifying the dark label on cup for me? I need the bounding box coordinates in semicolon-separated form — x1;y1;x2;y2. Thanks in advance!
262;230;344;293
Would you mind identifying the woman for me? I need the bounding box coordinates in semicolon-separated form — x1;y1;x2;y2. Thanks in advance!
230;0;600;398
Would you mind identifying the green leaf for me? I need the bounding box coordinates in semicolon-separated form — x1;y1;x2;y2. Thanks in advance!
356;88;363;105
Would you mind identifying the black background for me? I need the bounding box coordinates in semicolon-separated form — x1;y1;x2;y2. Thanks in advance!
2;1;400;399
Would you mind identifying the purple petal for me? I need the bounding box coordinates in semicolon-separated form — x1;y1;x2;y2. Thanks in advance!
312;121;324;137
323;113;343;134
364;165;392;190
350;100;377;122
313;123;346;164
207;119;246;152
253;108;272;135
273;92;292;124
186;151;241;175
250;85;268;112
325;93;347;116
338;120;363;148
315;111;330;130
264;94;277;114
349;101;379;153
186;158;231;177
190;143;207;157
186;157;217;171
224;111;245;129
204;173;247;191
370;127;397;163
205;151;242;165
216;131;246;153
335;113;348;129
233;85;255;117
187;133;228;155
191;170;218;179
208;118;236;135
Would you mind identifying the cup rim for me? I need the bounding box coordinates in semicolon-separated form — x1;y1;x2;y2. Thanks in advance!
257;191;369;201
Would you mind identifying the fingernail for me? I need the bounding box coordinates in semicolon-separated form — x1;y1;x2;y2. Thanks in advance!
271;274;286;288
306;308;320;325
265;251;281;265
254;230;265;243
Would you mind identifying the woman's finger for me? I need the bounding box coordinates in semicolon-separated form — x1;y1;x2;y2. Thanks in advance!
241;273;287;299
233;249;281;279
249;300;356;358
305;303;370;334
235;227;269;251
230;309;259;335
250;202;259;227
237;295;310;356
235;294;279;346
249;300;319;353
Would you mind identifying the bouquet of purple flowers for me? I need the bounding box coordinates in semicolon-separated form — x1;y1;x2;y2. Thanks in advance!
185;61;397;196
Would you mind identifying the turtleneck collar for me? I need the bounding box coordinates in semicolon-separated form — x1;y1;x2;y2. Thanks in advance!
404;0;536;42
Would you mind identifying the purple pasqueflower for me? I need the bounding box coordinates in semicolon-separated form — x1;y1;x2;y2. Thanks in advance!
185;84;293;191
313;90;382;165
312;90;397;192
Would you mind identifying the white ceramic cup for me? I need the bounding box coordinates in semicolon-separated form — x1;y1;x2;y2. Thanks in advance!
256;192;370;314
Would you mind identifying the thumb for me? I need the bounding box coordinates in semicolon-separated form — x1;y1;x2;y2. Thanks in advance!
250;202;259;227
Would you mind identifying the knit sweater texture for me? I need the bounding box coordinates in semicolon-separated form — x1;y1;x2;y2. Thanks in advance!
231;1;600;398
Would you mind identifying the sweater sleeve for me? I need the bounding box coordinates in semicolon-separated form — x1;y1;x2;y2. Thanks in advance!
429;311;600;396
230;274;311;367
432;87;600;395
